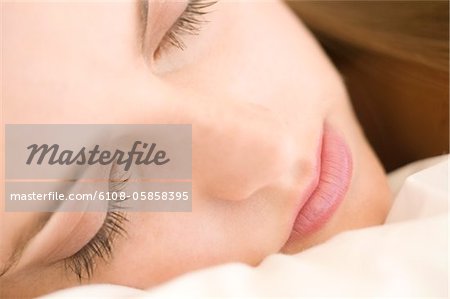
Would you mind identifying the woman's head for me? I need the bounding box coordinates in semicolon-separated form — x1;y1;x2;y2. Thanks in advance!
1;0;392;297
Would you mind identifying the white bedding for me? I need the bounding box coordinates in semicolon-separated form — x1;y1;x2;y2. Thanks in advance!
41;155;449;298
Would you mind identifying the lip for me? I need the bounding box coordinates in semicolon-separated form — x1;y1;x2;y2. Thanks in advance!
290;123;353;238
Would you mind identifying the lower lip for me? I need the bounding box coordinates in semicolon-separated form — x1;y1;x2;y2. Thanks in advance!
292;124;353;236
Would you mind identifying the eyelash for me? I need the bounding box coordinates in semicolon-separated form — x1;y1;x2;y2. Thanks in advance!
64;179;129;281
155;0;217;57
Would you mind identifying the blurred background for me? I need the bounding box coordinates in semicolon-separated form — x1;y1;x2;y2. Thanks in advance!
288;0;449;172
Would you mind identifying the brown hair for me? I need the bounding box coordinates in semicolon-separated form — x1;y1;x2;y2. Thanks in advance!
287;0;449;171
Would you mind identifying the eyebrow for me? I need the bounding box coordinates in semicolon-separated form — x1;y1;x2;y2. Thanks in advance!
0;212;53;277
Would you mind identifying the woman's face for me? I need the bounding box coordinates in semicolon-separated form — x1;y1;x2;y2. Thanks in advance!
1;0;392;297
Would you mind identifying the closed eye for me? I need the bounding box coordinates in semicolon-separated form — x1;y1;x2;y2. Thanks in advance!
64;171;130;281
152;0;217;59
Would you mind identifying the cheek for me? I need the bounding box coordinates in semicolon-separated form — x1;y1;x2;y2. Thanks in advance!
98;192;291;289
97;212;235;288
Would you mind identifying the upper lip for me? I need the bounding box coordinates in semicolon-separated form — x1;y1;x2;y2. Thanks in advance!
293;127;324;215
278;126;324;250
289;122;353;237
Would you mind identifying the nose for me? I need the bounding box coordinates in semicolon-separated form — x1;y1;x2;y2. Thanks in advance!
122;82;309;202
187;95;297;201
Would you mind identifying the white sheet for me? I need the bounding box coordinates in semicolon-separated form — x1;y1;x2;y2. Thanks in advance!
41;155;449;298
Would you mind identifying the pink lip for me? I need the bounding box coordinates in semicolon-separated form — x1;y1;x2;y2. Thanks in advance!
291;123;353;237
